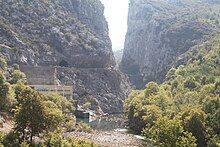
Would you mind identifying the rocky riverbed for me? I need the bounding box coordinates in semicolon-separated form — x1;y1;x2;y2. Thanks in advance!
66;130;150;147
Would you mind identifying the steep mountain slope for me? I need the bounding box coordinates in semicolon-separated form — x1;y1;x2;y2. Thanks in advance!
0;0;114;67
120;0;220;88
114;49;123;67
0;0;131;113
125;35;220;146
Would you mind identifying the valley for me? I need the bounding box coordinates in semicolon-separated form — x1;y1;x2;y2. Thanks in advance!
0;0;220;146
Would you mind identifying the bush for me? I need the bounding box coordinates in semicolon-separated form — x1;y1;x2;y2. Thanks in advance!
76;121;92;132
2;131;20;146
66;137;96;147
0;132;5;143
10;70;26;84
65;115;76;132
142;117;197;147
43;129;66;146
208;136;220;147
82;102;92;110
43;129;96;147
184;77;198;89
20;141;30;147
180;108;207;146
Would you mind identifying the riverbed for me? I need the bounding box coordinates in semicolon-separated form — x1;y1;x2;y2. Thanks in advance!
66;130;149;147
72;114;151;147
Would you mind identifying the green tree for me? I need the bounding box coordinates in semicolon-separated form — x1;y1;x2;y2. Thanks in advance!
142;117;197;147
184;77;198;90
166;67;177;80
10;70;26;84
0;73;15;111
14;88;64;143
12;64;20;70
45;93;75;114
180;107;207;146
203;97;220;135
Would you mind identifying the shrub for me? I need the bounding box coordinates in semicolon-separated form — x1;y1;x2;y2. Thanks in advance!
82;102;92;110
10;70;26;84
184;77;198;89
180;108;207;146
65;115;76;132
66;137;96;147
76;121;92;132
0;132;5;143
142;117;197;147
43;129;96;147
2;131;20;146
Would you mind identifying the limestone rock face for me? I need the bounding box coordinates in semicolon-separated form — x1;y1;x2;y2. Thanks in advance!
0;0;131;113
0;0;115;68
120;0;220;89
114;49;123;68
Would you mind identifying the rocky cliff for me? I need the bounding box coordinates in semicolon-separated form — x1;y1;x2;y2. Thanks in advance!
0;0;114;68
114;49;123;68
120;0;220;89
0;0;131;113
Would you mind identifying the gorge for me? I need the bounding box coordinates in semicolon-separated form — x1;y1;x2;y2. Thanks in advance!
120;0;220;89
0;0;220;146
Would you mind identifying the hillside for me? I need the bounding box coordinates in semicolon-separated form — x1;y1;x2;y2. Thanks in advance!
0;0;131;113
125;36;220;146
0;0;114;67
120;0;220;88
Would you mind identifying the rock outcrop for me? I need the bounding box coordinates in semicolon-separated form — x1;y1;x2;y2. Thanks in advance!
0;0;131;113
0;0;114;68
120;0;220;89
114;49;123;68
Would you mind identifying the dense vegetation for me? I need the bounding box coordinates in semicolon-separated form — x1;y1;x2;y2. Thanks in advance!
0;58;95;146
125;36;220;146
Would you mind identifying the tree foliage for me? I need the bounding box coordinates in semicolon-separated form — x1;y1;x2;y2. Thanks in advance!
142;117;197;147
0;58;90;146
125;37;220;146
14;87;64;143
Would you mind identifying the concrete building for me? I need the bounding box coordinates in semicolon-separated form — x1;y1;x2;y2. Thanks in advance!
20;65;73;99
30;85;73;99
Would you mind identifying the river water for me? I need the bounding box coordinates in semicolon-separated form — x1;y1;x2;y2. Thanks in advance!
77;114;127;131
75;114;150;146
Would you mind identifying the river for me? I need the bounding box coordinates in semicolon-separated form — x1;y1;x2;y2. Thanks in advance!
73;114;151;147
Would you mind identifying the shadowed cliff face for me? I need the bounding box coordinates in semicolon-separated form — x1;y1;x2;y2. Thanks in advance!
0;0;115;68
120;0;220;89
0;0;131;113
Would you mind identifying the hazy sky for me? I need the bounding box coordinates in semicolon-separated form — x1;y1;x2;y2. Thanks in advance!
100;0;129;51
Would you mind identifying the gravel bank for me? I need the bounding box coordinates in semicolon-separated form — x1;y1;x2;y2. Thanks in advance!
66;130;150;147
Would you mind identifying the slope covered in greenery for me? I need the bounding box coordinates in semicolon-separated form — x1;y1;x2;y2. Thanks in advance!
0;59;95;146
125;36;220;146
